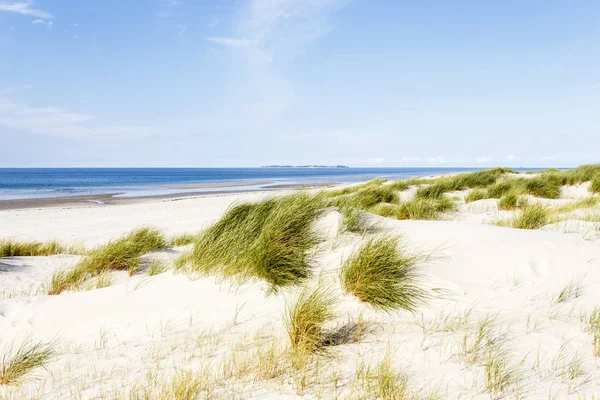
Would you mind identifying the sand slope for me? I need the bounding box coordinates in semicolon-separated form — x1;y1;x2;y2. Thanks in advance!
1;192;599;399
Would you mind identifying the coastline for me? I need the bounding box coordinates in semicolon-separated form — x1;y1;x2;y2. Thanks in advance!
0;182;339;211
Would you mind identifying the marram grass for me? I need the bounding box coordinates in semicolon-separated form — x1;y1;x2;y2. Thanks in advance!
284;285;337;357
497;204;550;230
0;338;56;385
341;236;425;312
48;227;167;295
0;239;80;257
180;192;323;290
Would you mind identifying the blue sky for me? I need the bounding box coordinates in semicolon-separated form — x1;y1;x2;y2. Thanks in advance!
1;0;599;167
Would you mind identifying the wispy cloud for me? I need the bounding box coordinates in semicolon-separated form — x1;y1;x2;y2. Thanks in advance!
206;0;344;125
0;2;53;19
207;36;255;47
0;99;162;138
156;0;182;19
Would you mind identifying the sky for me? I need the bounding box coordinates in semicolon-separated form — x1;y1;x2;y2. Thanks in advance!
1;0;599;168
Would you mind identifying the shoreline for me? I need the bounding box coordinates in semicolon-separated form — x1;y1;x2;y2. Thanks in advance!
0;182;339;211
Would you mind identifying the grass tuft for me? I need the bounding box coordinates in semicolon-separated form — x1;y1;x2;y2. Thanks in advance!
586;307;600;357
182;193;323;290
591;175;600;194
483;345;514;398
522;177;561;199
48;227;166;295
553;280;582;304
340;236;425;312
0;240;79;257
0;338;55;385
509;204;550;230
395;197;455;220
339;206;377;234
465;189;488;203
284;285;337;358
498;193;519;210
169;233;196;247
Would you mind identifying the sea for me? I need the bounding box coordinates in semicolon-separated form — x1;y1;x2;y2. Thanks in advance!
0;167;542;201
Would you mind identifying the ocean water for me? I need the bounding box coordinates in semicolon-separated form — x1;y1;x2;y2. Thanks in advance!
0;167;529;201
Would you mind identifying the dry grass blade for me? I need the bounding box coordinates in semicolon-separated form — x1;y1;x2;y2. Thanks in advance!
341;236;425;312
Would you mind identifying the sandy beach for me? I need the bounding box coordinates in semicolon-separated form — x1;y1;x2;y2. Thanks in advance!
1;168;600;399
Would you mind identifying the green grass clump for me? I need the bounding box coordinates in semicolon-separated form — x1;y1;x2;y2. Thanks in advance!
0;338;55;385
0;240;77;257
284;286;337;357
465;189;488;203
48;227;167;295
336;185;400;209
522;177;561;199
415;168;513;200
591;175;600;194
498;193;519;210
339;206;377;234
340;236;425;312
169;233;196;246
182;193;323;290
486;179;521;199
510;204;550;230
560;164;600;185
395;197;455;220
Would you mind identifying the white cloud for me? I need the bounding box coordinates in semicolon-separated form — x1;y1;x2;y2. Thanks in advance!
366;157;385;164
506;155;515;161
31;18;44;24
475;156;493;163
0;2;53;19
0;99;162;138
427;156;446;164
206;36;256;47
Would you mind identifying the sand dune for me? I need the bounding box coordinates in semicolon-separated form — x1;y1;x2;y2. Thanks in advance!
1;172;600;399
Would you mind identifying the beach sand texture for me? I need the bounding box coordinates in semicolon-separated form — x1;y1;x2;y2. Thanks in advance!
1;169;600;399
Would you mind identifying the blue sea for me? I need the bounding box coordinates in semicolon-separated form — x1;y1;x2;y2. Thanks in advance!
0;167;537;201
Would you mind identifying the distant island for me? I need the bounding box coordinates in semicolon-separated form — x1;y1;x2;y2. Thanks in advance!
261;165;350;168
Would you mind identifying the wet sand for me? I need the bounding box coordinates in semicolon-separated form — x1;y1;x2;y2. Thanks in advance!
0;182;339;211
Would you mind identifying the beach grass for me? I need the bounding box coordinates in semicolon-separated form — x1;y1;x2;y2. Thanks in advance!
339;206;377;234
0;338;56;385
591;175;600;194
48;227;167;295
340;236;424;312
586;307;600;357
169;233;196;247
395;196;455;220
465;189;488;203
504;204;550;230
483;344;514;398
284;285;337;358
522;176;561;199
0;239;79;257
498;193;519;210
415;168;513;200
181;192;323;290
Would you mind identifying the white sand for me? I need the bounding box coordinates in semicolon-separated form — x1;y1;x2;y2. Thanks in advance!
1;189;600;399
